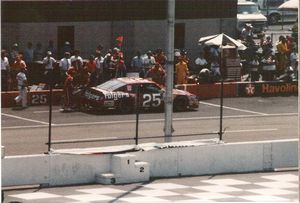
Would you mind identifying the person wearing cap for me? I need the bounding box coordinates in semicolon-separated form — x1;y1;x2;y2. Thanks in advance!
43;51;56;70
43;51;57;86
59;52;71;85
15;66;28;109
95;51;104;84
60;41;72;58
241;23;254;41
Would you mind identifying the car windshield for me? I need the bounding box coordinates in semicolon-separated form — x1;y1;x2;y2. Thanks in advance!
238;5;260;14
96;80;126;91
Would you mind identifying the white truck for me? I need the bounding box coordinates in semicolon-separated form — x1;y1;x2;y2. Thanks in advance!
237;1;268;36
247;0;298;24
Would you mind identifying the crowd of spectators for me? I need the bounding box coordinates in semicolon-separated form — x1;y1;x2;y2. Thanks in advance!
1;31;298;93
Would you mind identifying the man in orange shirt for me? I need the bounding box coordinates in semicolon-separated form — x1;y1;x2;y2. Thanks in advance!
276;35;289;75
175;57;189;84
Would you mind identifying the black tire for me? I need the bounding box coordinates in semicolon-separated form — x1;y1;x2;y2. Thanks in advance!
119;100;134;114
173;97;188;112
268;14;280;25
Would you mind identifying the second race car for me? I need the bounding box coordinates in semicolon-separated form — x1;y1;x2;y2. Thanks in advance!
81;77;199;113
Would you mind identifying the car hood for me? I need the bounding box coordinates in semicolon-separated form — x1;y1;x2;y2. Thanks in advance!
172;88;194;96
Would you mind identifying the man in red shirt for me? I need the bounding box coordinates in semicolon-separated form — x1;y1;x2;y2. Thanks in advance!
145;62;165;86
63;68;76;111
86;55;97;86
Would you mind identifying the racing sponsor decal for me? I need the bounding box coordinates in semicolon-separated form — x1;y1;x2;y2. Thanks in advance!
85;91;101;100
104;92;130;100
262;83;297;94
238;81;298;97
245;83;255;96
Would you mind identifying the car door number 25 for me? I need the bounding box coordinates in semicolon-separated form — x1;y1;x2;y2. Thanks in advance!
143;94;161;107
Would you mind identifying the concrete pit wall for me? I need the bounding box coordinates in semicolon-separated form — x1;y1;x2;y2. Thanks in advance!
2;139;298;187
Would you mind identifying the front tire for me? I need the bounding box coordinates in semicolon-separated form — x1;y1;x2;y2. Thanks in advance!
173;97;188;112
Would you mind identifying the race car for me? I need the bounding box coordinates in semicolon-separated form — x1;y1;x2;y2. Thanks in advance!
81;77;199;113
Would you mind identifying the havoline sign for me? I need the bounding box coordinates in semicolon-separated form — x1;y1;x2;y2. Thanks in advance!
238;81;298;97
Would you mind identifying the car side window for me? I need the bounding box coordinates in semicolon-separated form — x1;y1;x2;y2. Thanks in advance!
144;84;162;93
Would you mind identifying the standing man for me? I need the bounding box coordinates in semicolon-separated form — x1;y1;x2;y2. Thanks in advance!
145;62;165;86
15;67;28;109
276;36;289;75
143;51;156;74
62;68;76;112
95;52;104;84
59;52;71;85
131;51;144;77
43;51;56;88
175;57;189;85
1;50;10;91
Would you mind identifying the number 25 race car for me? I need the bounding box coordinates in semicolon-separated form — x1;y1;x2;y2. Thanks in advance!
81;77;199;113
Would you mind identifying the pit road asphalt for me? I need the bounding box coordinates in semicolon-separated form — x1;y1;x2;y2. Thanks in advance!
1;96;298;156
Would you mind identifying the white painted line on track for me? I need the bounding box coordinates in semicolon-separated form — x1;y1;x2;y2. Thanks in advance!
199;101;268;115
1;113;50;125
34;110;60;113
2;113;297;130
213;128;278;133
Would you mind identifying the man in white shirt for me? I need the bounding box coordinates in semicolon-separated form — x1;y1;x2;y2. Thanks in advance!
194;52;208;72
43;51;57;86
95;52;104;84
15;67;28;109
70;49;83;64
1;49;10;91
43;51;56;70
59;52;71;84
142;51;156;75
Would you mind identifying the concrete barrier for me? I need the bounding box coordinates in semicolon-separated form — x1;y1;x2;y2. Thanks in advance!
2;139;298;187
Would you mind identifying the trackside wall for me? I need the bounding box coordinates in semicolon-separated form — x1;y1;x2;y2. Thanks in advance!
1;81;297;108
2;139;297;187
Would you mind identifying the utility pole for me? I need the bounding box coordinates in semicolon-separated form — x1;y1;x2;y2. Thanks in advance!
164;0;175;142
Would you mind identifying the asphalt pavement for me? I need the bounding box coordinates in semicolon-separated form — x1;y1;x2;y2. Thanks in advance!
1;96;298;156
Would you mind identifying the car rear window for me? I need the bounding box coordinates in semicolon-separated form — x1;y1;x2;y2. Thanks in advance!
96;80;126;91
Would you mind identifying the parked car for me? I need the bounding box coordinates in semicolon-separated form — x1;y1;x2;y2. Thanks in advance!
247;0;298;24
80;77;199;113
237;1;268;35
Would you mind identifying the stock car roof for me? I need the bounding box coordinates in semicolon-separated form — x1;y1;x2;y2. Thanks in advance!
116;77;156;85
